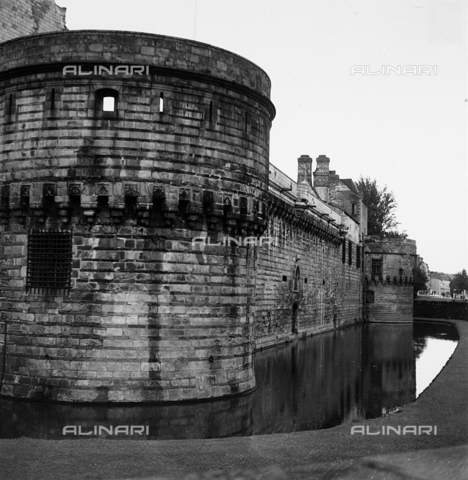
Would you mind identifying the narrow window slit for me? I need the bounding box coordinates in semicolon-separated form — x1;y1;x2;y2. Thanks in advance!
50;88;55;110
159;92;164;112
8;94;13;116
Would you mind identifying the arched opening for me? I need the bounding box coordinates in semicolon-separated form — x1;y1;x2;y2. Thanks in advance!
294;266;300;292
292;302;299;334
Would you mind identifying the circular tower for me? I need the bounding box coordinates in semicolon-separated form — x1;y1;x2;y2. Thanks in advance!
0;31;275;402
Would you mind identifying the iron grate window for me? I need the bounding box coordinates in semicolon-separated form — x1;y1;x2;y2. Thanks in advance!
26;229;72;295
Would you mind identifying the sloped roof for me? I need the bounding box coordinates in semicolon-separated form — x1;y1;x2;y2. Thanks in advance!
341;179;360;195
430;272;453;281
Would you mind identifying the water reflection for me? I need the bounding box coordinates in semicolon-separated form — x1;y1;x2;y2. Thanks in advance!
251;325;365;433
0;322;457;440
0;393;253;440
413;322;458;397
361;324;415;419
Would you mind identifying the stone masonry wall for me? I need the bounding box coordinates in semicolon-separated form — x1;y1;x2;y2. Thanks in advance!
0;31;274;402
255;158;364;349
0;227;259;402
255;210;363;348
364;237;417;323
0;30;367;403
0;0;66;43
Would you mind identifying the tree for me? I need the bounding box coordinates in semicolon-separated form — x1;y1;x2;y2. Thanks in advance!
413;264;429;298
450;269;468;295
355;176;407;238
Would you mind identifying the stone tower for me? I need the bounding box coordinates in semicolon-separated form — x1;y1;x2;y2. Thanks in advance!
0;0;67;42
0;31;275;402
364;237;418;323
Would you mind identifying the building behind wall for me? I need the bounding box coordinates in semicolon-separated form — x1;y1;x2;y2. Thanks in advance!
255;155;367;348
429;272;452;296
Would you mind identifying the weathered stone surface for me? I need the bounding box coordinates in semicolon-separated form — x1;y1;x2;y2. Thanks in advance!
0;30;384;403
0;0;66;43
364;237;417;323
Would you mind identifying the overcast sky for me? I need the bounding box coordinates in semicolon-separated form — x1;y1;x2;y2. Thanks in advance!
57;0;467;274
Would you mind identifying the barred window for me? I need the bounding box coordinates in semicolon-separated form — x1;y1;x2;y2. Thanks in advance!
26;229;72;295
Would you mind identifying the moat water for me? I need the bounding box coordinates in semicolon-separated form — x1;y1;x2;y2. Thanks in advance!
0;321;458;440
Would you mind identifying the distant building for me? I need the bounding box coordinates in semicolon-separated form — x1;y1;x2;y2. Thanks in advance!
429;272;452;296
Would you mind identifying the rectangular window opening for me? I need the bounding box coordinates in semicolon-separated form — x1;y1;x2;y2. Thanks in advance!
103;96;115;112
26;229;72;295
371;258;383;277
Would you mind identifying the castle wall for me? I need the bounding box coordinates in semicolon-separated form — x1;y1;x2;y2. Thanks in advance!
0;31;274;402
0;0;66;43
0;30;368;403
254;213;363;348
254;159;364;349
364;237;417;323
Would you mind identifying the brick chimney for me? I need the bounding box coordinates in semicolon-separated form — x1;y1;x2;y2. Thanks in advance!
313;155;330;202
297;155;313;188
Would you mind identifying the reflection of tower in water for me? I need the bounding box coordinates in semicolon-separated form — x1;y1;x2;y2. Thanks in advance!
251;325;364;433
361;324;416;419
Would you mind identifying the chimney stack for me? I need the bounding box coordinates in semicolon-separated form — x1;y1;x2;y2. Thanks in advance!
313;155;330;202
297;155;313;188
